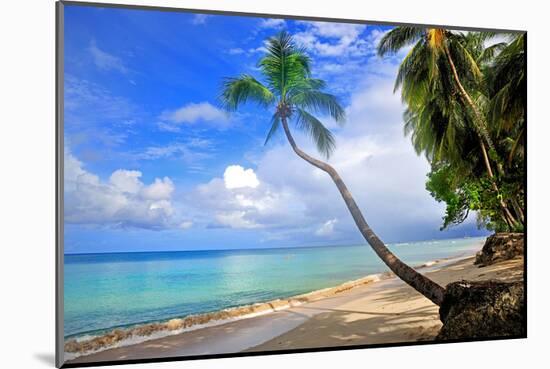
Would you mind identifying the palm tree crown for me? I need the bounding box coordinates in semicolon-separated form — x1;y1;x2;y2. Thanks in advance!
378;27;487;159
221;31;346;158
378;26;524;230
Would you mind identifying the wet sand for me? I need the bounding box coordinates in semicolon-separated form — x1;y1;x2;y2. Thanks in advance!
67;255;524;365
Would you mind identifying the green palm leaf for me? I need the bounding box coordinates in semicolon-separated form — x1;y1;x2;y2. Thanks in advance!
378;26;425;56
220;74;275;111
264;112;281;145
294;108;336;158
290;89;345;124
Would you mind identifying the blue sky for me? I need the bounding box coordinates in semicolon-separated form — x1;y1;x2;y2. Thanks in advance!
63;4;488;254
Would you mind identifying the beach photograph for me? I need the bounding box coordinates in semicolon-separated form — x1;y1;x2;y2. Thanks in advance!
59;2;526;366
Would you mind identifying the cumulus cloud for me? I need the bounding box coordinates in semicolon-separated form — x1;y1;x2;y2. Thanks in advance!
64;149;179;229
141;177;174;200
193;165;308;230
88;40;127;73
223;165;260;189
294;21;368;57
158;102;229;131
109;170;142;194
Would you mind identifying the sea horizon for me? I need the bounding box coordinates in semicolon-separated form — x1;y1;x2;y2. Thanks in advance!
63;234;488;256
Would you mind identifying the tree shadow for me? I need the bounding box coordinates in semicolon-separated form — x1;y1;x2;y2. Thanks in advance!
246;305;442;353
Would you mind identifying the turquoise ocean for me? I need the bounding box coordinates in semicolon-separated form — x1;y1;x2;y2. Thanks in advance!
64;237;485;339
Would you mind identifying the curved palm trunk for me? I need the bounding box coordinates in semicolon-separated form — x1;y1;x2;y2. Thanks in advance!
281;117;445;306
443;44;519;229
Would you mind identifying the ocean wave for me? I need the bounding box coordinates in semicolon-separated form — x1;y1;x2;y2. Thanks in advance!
64;271;389;359
64;251;480;359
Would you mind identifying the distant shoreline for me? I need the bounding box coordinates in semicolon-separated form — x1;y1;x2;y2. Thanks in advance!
64;242;484;360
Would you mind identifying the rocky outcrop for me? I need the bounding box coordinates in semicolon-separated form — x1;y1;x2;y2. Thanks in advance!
436;280;525;340
475;233;524;266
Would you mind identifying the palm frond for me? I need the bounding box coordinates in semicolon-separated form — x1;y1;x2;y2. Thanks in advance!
290;90;346;124
220;74;275;111
448;37;483;83
477;42;507;64
294;108;336;158
377;26;425;56
259;31;311;97
264;112;281;145
487;34;525;133
395;40;430;92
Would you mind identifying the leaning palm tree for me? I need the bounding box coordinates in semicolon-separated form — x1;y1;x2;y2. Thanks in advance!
220;31;445;306
377;26;519;228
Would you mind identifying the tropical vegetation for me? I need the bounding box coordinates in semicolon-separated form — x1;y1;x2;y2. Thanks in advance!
377;28;525;233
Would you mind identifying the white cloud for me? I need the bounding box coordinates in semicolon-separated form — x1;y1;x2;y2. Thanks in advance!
141;177;174;201
88;40;127;73
64;149;179;229
215;211;260;229
135;140;213;171
193;166;307;230
109;170;142;194
158;102;229;131
192;14;210;25
223;165;260;189
292;28;403;97
161;102;226;124
248;45;268;54
179;221;193;230
260;18;286;29
294;21;368;57
315;218;338;236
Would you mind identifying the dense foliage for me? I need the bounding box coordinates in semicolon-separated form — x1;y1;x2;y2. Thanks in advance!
378;29;525;232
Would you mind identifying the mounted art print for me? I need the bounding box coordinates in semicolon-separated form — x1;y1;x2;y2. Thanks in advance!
56;1;527;367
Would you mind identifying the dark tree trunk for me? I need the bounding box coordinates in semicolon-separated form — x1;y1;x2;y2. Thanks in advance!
510;196;525;225
280;117;445;306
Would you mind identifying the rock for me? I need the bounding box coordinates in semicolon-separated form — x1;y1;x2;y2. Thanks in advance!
475;233;524;266
436;280;525;340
